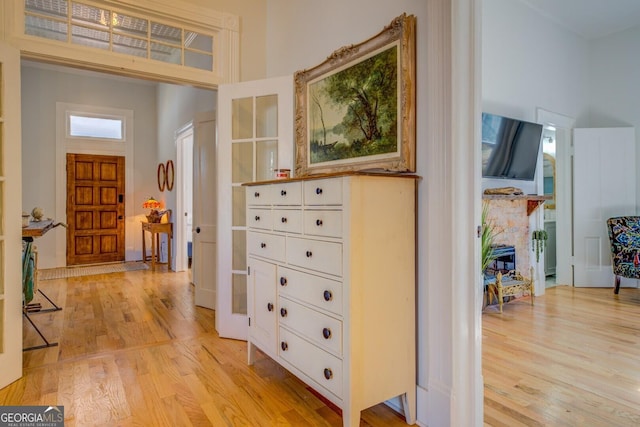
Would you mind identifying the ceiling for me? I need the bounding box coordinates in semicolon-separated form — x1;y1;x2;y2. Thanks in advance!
522;0;640;39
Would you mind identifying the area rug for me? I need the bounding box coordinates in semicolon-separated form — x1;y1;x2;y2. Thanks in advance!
39;262;149;280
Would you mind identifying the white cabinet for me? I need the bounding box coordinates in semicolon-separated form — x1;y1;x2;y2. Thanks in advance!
246;173;417;426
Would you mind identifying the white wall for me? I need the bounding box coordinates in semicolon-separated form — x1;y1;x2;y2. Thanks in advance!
483;0;590;123
21;64;158;268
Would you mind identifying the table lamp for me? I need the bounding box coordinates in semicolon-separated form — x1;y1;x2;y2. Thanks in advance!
143;197;162;223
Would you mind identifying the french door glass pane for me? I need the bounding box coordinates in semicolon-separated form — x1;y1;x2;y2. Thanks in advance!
232;229;246;271
232;274;247;315
232;186;246;227
256;140;278;181
232;142;253;183
232;97;253;140
256;95;278;138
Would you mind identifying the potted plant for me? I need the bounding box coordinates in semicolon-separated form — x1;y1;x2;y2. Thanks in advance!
481;203;498;274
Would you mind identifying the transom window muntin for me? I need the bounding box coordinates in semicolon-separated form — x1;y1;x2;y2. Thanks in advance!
24;0;214;72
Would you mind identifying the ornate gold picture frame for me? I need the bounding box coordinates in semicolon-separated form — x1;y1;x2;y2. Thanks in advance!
294;14;416;176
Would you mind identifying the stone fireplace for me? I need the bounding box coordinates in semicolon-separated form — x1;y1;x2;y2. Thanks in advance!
483;194;548;277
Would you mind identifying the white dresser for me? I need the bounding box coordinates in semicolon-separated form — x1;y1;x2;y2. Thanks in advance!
245;173;417;427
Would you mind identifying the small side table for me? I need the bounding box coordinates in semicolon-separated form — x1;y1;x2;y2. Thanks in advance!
141;221;172;270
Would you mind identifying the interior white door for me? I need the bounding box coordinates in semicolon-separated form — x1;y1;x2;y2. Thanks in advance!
192;112;217;309
217;75;293;340
573;127;636;287
0;43;24;389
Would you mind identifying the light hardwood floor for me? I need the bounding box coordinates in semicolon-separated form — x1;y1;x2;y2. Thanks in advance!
483;285;640;426
0;267;409;426
3;268;640;426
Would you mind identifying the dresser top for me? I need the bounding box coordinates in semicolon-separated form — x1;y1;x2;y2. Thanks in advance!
243;170;421;186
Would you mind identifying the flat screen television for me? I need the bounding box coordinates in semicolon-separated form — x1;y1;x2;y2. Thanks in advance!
481;112;543;181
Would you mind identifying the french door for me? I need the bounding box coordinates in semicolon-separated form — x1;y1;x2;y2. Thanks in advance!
216;75;293;340
0;42;23;389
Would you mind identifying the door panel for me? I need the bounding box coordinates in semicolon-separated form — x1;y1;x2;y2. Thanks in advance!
67;154;125;265
573;127;636;287
193;112;217;309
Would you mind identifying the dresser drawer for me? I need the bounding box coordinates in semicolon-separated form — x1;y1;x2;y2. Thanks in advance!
247;185;273;205
278;297;342;356
303;178;343;206
286;237;342;277
247;208;273;230
272;181;302;205
277;267;342;316
279;328;343;399
273;209;303;234
303;209;342;238
247;231;285;262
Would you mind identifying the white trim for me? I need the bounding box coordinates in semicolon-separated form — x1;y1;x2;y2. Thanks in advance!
174;121;194;272
56;102;135;266
422;0;482;425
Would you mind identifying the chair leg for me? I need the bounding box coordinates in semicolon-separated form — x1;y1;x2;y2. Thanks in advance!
614;275;621;294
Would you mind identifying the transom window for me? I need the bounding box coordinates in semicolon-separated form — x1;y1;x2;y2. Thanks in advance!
68;113;124;141
24;0;215;72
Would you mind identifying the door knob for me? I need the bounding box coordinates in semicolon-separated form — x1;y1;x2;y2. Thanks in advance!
196;227;201;233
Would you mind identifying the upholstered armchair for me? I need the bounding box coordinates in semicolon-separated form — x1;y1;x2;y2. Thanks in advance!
606;216;640;294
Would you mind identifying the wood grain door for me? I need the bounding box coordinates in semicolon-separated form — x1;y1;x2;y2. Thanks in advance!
67;154;125;265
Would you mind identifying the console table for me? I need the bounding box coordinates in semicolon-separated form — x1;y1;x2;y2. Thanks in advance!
141;221;172;270
22;220;66;351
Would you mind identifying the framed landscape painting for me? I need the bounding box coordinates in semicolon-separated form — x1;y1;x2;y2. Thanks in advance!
294;14;416;176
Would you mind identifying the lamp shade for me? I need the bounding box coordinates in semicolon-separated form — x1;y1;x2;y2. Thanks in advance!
143;197;161;209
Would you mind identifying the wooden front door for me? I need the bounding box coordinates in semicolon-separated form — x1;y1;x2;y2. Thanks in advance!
67;154;125;265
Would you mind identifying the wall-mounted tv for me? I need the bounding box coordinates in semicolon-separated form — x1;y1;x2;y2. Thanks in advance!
481;112;543;181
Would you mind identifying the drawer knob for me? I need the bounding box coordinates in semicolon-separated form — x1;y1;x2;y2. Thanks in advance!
255;215;260;221
323;290;333;301
322;327;332;339
306;251;313;258
267;302;274;312
316;219;323;226
316;187;323;195
281;190;287;196
281;217;287;223
280;277;287;286
281;341;288;351
254;191;260;198
323;368;333;380
260;242;267;248
280;308;288;317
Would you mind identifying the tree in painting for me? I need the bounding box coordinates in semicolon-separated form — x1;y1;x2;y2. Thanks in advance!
309;44;398;164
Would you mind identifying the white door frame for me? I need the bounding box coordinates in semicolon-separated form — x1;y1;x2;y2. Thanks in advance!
175;121;194;273
536;108;575;287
